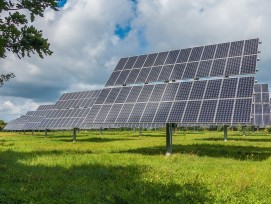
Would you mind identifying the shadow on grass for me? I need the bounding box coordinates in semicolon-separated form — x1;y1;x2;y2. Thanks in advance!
59;137;136;143
197;137;271;143
0;150;213;203
118;144;271;161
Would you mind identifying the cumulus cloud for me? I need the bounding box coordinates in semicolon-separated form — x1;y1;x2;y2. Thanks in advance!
1;0;271;121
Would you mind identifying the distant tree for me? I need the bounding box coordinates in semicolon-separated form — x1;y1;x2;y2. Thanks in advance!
0;0;58;86
0;119;6;130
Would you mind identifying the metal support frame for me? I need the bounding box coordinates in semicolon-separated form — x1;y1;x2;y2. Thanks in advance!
73;128;76;142
45;129;48;137
252;126;255;135
32;130;34;136
242;126;246;136
139;127;142;137
100;127;103;135
166;123;173;155
223;125;228;141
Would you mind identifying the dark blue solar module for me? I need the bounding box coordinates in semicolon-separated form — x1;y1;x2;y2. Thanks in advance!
105;39;259;87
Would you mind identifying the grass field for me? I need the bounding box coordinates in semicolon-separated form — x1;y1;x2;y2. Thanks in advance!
1;129;271;203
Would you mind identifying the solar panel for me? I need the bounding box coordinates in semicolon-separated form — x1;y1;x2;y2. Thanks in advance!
81;76;255;127
252;83;271;127
105;38;259;87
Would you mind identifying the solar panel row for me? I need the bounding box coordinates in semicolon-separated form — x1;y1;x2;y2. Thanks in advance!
81;76;254;128
252;84;271;127
105;39;258;86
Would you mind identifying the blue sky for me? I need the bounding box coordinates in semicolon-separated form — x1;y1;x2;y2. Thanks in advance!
0;0;271;122
57;0;67;8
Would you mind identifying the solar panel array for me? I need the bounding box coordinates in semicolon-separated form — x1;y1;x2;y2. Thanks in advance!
105;39;259;87
4;38;261;131
252;84;271;127
39;90;100;129
23;105;55;130
4;113;33;131
81;76;255;128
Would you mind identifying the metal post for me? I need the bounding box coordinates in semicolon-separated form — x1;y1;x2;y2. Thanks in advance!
166;123;173;155
242;126;246;136
252;126;255;135
139;127;142;137
223;125;228;141
45;129;48;137
32;130;34;136
73;128;76;142
100;127;103;135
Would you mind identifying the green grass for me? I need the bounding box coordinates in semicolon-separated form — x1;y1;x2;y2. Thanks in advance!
1;129;271;203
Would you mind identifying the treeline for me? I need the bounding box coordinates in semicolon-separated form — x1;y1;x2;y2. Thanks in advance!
0;120;6;130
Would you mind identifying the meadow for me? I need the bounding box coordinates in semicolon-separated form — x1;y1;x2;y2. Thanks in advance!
0;128;271;203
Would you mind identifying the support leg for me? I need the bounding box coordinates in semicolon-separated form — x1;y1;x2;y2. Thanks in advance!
45;129;48;138
252;126;255;135
32;130;34;136
166;123;173;155
139;127;142;137
73;128;76;142
100;127;103;135
224;125;228;141
242;126;246;136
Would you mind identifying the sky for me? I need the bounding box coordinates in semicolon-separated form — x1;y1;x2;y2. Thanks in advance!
1;0;271;122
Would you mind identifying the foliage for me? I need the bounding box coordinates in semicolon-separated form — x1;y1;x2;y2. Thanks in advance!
0;130;271;203
0;0;58;86
0;72;15;87
0;119;6;129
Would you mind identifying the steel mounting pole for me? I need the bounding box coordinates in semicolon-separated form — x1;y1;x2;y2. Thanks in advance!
224;125;228;141
73;128;76;142
166;123;173;155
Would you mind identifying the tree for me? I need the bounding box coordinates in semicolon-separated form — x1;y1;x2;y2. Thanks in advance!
0;0;58;86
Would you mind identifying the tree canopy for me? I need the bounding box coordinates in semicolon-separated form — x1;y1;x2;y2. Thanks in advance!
0;0;58;86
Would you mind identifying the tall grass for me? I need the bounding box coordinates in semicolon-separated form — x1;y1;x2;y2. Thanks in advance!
1;129;271;203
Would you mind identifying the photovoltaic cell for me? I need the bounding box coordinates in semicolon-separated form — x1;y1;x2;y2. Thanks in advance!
140;103;159;122
240;55;257;74
209;59;226;77
198;100;218;123
244;39;259;55
133;55;148;68
162;83;179;101
183;101;202;122
182;62;199;79
158;65;173;81
165;50;180;64
123;56;138;70
114;57;128;71
128;103;146;122
175;82;193;100
225;57;241;76
167;101;186;123
215;43;230;58
233;98;252;123
189;81;207;100
229;41;244;57
105;71;121;86
94;105;112;123
215;99;234;123
116;104;134;123
137;85;155;102
104;87;121;104
115;87;132;103
146;66;162;82
143;53;158;67
201;44;216;60
196;60;212;78
126;86;143;103
153;102;172;123
114;70;130;85
135;68;151;83
149;84;166;102
176;48;191;63
153;52;168;66
189;46;204;62
170;63;186;80
236;77;254;97
104;104;123;123
220;78;238;98
125;69;140;84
